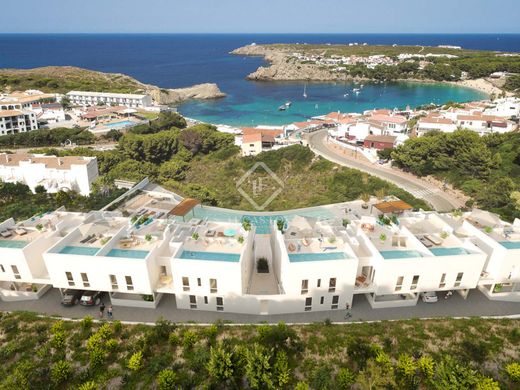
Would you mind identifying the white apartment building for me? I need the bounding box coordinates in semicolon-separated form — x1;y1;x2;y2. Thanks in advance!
1;194;519;311
0;153;99;196
0;110;38;135
417;116;458;135
66;91;152;108
483;97;520;118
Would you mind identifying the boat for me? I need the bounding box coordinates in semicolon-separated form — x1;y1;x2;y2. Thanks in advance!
343;93;349;97
353;88;360;92
278;105;287;111
303;84;307;98
285;101;292;107
315;104;319;110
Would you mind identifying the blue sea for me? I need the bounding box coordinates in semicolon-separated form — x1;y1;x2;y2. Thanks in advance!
1;34;519;125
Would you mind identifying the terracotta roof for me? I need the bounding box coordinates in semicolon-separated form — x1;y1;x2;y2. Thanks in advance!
241;127;283;137
0;153;91;169
369;114;407;124
168;198;200;217
242;133;263;143
419;117;454;125
0;110;24;118
374;200;413;213
364;134;397;143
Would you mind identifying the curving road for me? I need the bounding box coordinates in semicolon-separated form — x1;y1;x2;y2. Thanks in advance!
307;130;463;212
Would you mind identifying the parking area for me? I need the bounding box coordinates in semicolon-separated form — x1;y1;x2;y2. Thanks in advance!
1;288;519;324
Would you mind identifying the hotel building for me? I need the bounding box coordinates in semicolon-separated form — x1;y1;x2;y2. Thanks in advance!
66;91;153;108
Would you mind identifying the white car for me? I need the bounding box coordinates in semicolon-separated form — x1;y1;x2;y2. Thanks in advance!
421;291;438;303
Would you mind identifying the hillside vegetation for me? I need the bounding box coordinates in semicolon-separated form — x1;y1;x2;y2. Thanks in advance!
391;130;520;221
0;312;518;389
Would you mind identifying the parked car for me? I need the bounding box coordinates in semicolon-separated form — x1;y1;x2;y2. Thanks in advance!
79;291;103;306
61;289;84;306
421;291;438;303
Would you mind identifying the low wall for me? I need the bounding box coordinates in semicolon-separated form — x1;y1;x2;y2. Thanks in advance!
110;292;163;309
0;284;52;302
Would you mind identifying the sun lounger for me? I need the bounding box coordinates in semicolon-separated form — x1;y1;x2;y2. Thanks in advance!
419;237;433;248
15;228;28;236
79;234;93;244
322;246;337;251
424;234;441;246
87;236;98;244
0;230;12;238
392;236;399;247
205;230;216;237
399;237;407;247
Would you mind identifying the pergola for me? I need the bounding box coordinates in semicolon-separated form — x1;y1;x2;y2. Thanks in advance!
167;198;200;221
373;200;413;214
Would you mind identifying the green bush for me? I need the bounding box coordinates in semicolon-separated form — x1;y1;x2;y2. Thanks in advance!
50;360;72;384
127;351;144;371
157;369;177;390
337;367;356;389
505;362;520;382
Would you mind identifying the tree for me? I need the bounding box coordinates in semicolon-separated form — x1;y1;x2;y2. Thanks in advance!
245;344;273;389
207;343;235;383
159;158;189;181
157;369;177;390
34;185;47;194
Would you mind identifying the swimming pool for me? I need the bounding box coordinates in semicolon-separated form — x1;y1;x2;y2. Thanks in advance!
0;240;28;249
430;247;470;256
59;246;100;256
107;249;149;259
104;120;135;129
288;252;347;262
380;250;423;259
180;250;241;262
500;241;520;250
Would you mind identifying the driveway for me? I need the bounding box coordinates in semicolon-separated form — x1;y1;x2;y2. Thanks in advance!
1;288;518;325
307;130;464;212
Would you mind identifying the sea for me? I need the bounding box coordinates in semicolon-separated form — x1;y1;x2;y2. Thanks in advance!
1;33;519;126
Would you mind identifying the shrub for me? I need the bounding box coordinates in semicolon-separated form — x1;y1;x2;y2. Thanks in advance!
182;330;198;349
77;381;98;390
89;346;106;369
50;360;72;384
336;367;356;389
80;315;93;331
191;232;199;240
237;235;244;244
157;369;177;390
51;331;66;351
127;351;144;371
505;362;520;382
295;382;309;390
169;332;180;346
112;320;122;333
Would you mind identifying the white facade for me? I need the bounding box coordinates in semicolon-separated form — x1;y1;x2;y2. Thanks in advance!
1;197;520;311
483;98;520;118
0;153;99;196
66;91;152;108
0;110;38;135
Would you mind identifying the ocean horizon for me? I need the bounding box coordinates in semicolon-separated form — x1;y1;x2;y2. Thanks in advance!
1;33;516;125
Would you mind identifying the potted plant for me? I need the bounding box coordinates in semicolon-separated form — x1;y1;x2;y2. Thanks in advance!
342;218;350;227
36;223;44;232
484;226;493;234
328;236;337;244
191;232;199;241
493;283;503;293
379;233;387;243
31;284;38;293
360;193;370;209
440;231;450;240
145;234;152;242
257;257;269;273
242;218;252;232
237;236;244;244
276;218;285;232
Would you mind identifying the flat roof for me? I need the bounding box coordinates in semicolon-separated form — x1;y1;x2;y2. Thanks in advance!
67;91;149;99
168;198;200;217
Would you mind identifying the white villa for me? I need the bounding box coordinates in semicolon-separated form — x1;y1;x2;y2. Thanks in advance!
0;153;99;196
66;91;153;108
1;187;519;312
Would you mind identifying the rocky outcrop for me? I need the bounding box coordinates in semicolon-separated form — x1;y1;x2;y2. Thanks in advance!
145;83;226;105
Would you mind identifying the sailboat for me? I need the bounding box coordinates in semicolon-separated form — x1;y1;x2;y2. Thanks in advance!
303;84;308;98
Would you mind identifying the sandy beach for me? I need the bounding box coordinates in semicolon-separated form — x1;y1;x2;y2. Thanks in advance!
450;78;512;97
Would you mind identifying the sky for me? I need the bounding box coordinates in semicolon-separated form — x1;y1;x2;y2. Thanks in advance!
0;0;519;34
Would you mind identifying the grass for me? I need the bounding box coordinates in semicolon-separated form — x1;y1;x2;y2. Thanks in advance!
0;312;518;389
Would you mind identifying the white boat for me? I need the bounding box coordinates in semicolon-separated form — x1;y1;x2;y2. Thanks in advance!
285;101;292;107
278;105;287;111
343;93;349;97
303;84;307;98
353;88;360;92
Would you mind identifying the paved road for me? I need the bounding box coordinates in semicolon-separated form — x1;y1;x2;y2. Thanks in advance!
307;130;463;212
1;288;518;325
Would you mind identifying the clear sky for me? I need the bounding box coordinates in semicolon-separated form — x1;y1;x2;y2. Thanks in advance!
1;0;519;34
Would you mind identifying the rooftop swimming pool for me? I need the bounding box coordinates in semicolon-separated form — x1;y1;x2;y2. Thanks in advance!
500;241;520;250
104;120;135;129
180;250;240;262
107;249;149;259
0;240;28;249
430;247;470;256
380;250;423;259
59;246;100;256
288;252;347;262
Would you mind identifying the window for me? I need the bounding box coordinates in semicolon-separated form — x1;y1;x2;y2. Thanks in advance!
328;278;336;293
210;278;218;293
0;264;5;273
81;273;90;288
182;277;190;292
320;296;324;305
331;295;339;310
11;265;21;280
439;273;446;288
411;275;419;290
189;295;197;309
216;297;224;311
125;276;134;291
317;279;321;288
305;297;312;311
395;276;404;292
65;271;74;286
160;266;167;276
197;278;202;287
204;296;208;304
454;272;463;287
110;274;118;290
301;279;309;295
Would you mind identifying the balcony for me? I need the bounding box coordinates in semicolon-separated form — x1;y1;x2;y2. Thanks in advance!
354;274;375;293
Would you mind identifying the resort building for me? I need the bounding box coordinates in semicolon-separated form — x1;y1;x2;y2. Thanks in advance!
1;186;519;312
0;110;38;135
0;153;99;196
66;91;153;108
417;116;458;135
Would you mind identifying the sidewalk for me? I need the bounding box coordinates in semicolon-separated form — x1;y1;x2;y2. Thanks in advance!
1;288;519;325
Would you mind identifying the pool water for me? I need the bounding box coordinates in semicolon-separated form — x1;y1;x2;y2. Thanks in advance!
107;249;149;259
288;252;347;262
59;246;100;256
430;247;470;256
380;250;423;259
243;215;287;234
0;240;28;249
500;241;520;250
180;250;241;262
104;120;135;129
